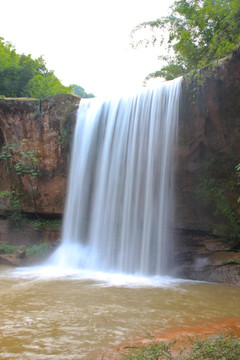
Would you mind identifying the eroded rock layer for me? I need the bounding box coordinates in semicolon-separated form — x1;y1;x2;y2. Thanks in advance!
0;94;80;214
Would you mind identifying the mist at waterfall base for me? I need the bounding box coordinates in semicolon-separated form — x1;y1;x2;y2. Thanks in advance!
42;77;183;286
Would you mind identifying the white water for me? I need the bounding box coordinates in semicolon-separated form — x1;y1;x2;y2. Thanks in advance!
49;78;182;276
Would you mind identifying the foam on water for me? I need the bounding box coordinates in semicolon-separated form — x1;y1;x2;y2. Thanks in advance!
8;264;192;287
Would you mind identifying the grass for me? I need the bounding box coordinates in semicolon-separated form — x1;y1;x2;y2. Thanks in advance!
120;341;174;360
0;242;49;258
119;335;240;360
185;334;240;360
0;243;19;254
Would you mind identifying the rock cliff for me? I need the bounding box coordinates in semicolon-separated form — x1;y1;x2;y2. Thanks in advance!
0;49;240;283
0;94;80;214
175;47;240;283
177;48;240;233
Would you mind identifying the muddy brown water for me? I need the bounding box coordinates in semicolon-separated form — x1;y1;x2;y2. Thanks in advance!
0;265;239;359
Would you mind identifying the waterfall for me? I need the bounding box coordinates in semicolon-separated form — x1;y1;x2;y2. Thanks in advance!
50;77;182;275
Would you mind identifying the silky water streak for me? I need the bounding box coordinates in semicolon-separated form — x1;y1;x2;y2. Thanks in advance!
51;78;182;275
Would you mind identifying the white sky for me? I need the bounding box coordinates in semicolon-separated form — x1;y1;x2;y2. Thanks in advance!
0;0;174;97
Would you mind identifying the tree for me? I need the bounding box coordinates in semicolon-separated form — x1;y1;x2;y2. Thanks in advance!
131;0;240;81
0;39;49;97
0;37;80;98
25;72;73;98
72;84;95;98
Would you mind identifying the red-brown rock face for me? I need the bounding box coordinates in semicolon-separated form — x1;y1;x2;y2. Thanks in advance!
0;94;80;214
177;48;240;235
174;48;240;283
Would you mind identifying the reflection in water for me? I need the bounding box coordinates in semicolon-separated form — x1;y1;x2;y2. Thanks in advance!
0;266;240;359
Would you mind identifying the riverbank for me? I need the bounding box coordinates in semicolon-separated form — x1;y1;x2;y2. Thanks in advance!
96;317;240;360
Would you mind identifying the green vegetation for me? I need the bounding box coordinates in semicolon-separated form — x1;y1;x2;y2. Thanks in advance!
0;188;62;229
120;335;240;360
236;163;240;203
131;0;240;81
0;139;43;215
25;243;49;257
32;218;61;232
14;139;42;214
196;177;240;241
0;190;22;226
0;243;19;254
193;153;240;243
0;242;49;258
0;37;72;98
0;37;94;99
185;334;240;360
120;341;174;360
73;84;95;98
222;256;240;265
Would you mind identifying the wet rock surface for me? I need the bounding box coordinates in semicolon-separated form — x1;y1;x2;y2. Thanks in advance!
174;229;240;284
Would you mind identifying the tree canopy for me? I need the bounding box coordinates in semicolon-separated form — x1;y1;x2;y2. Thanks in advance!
0;37;94;99
73;84;95;98
131;0;240;81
